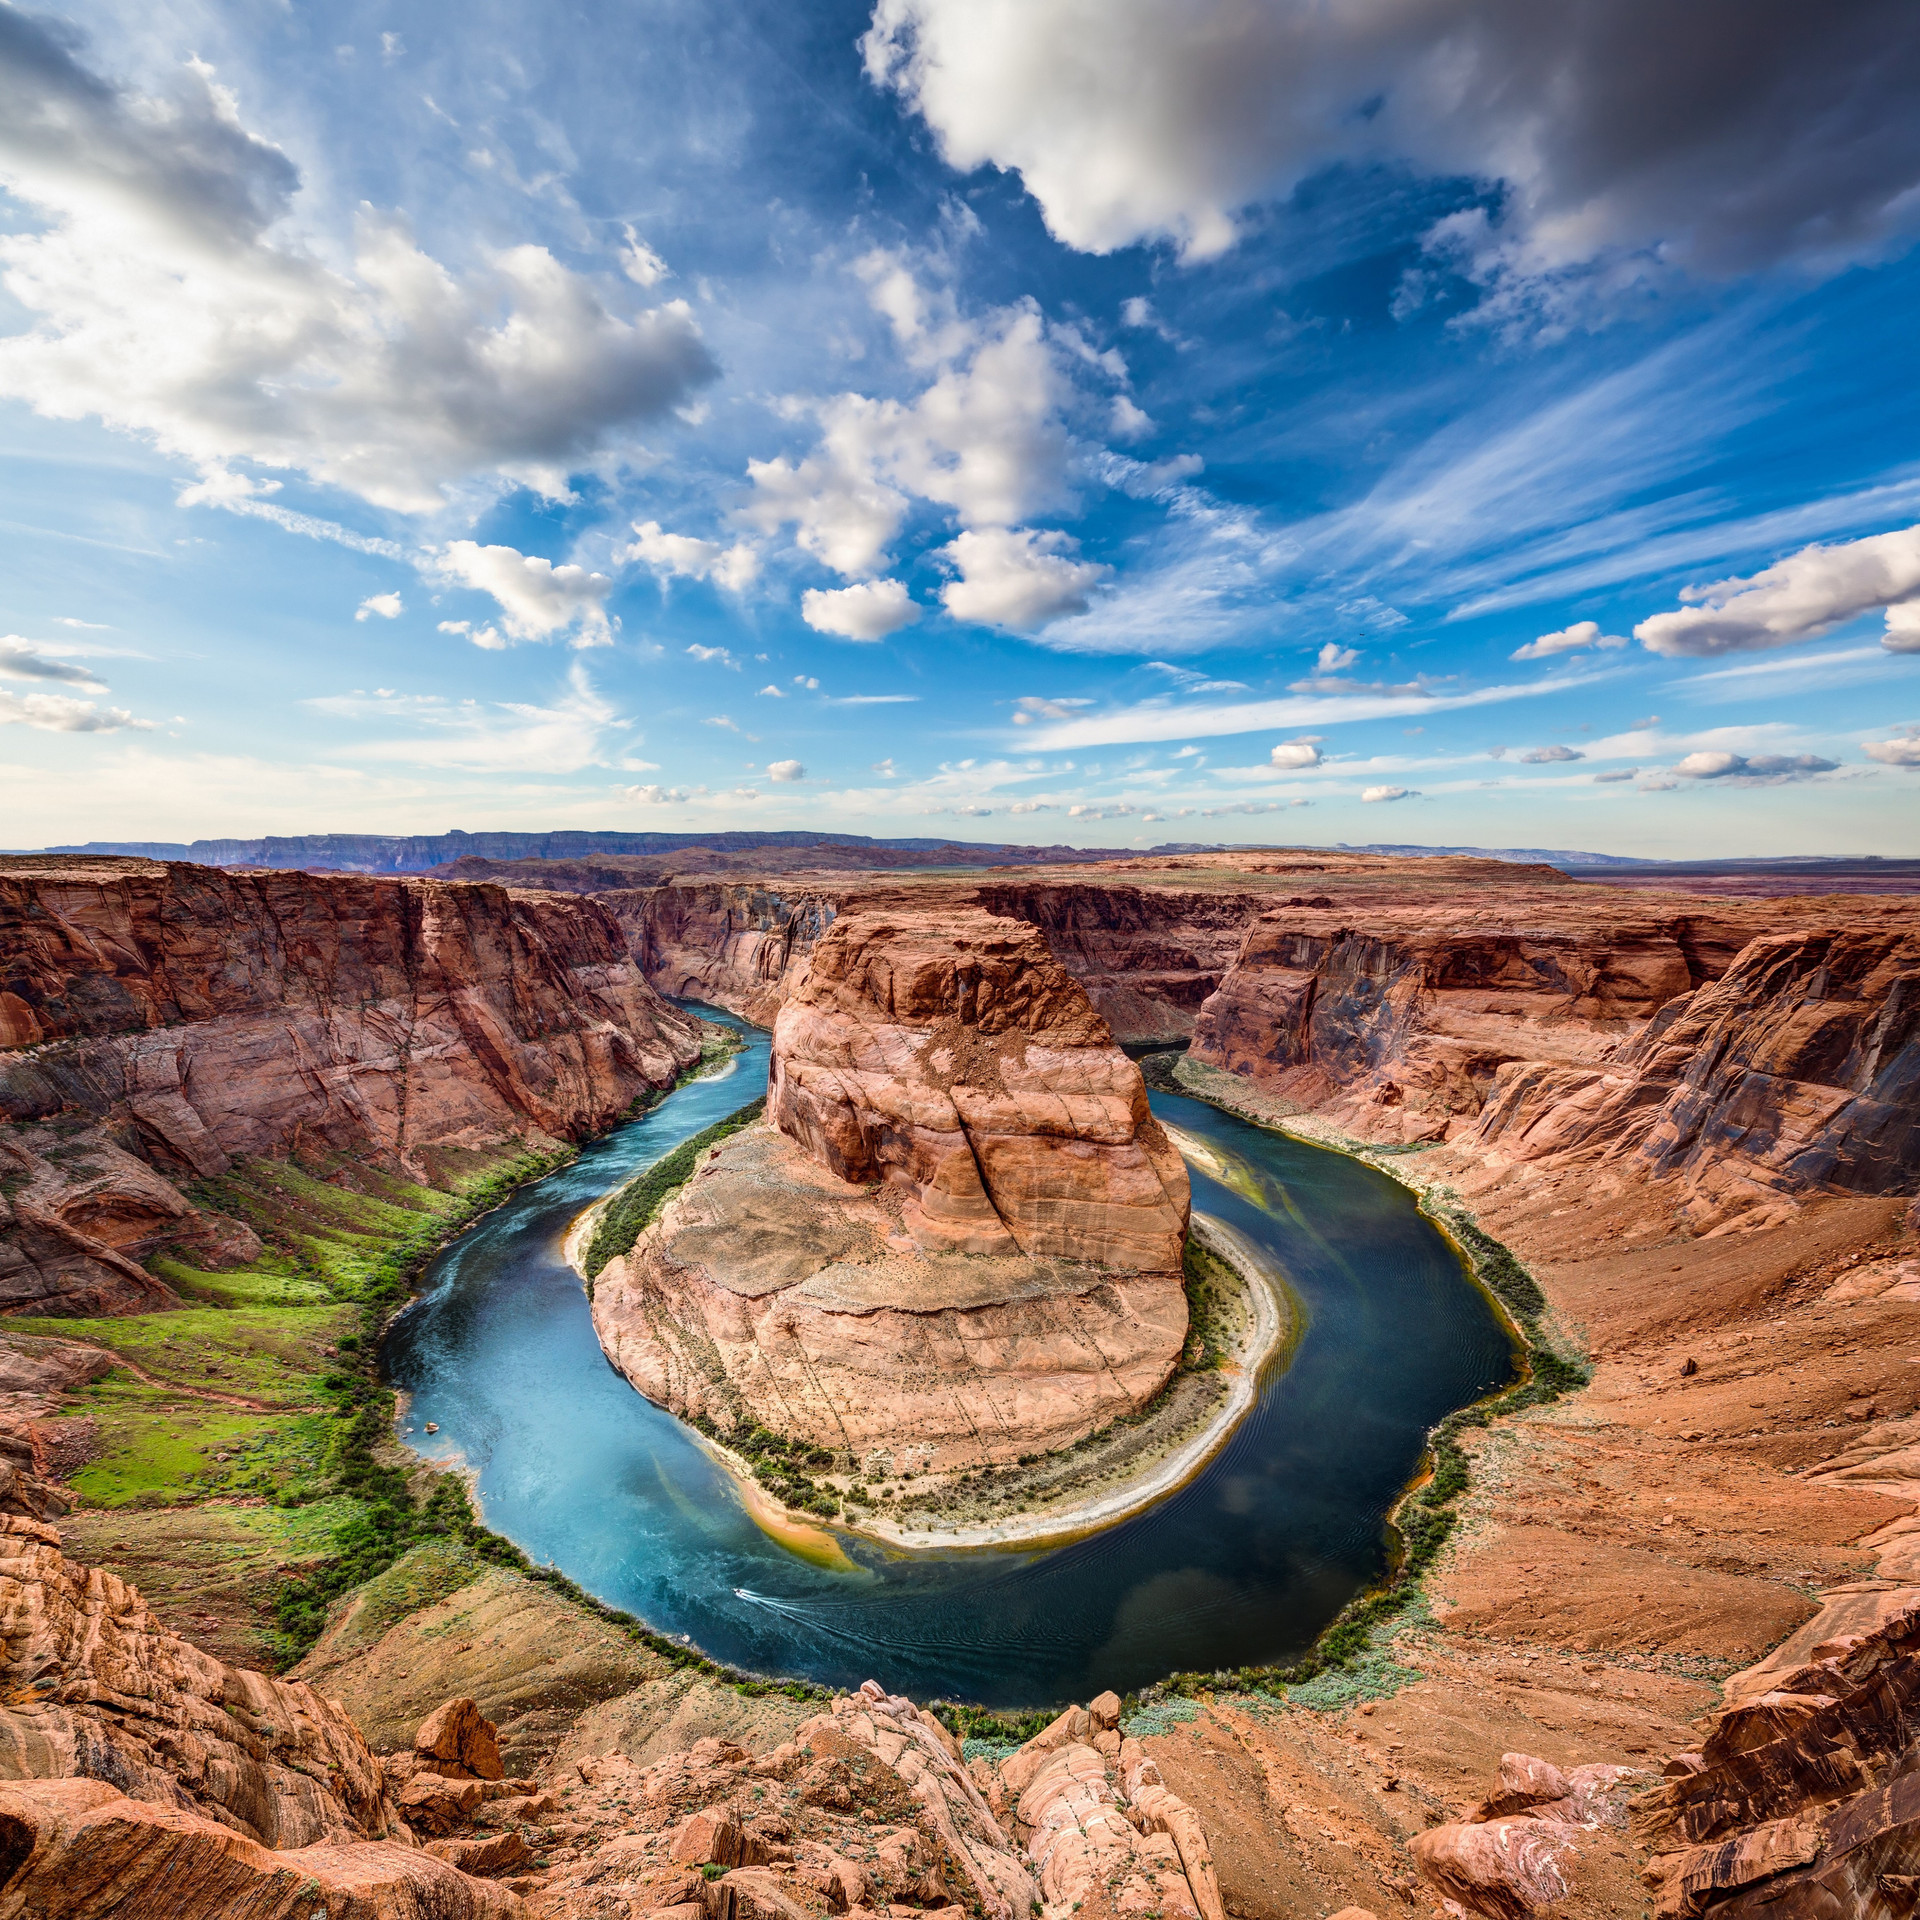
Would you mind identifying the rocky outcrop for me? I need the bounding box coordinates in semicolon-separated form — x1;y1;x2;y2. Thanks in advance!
1466;927;1920;1229
0;1777;523;1920
591;1124;1189;1467
0;858;701;1312
769;909;1188;1267
998;1693;1225;1920
1632;1595;1920;1918
627;874;1258;1046
1408;1751;1637;1917
0;1511;403;1847
593;909;1190;1469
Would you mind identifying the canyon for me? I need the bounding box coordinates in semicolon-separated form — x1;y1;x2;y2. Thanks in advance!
2;844;1919;1916
0;855;702;1316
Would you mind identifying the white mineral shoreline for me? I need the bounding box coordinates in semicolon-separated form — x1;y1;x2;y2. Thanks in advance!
854;1211;1292;1552
564;1185;1294;1558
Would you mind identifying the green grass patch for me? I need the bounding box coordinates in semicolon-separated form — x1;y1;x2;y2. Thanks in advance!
1181;1238;1234;1370
65;1388;325;1508
316;1537;490;1652
584;1098;764;1280
11;1303;349;1406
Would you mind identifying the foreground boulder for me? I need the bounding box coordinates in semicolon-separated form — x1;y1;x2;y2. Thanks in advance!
1408;1752;1635;1919
0;1513;399;1847
0;1776;522;1919
593;908;1192;1468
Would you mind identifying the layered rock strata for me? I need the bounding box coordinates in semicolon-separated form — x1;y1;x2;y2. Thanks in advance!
0;1510;400;1848
592;908;1190;1469
1466;926;1920;1229
0;857;701;1313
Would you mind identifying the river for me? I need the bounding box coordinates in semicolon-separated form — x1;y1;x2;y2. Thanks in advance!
382;1012;1513;1707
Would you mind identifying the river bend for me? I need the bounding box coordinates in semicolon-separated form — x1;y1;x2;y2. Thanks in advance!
382;1014;1512;1706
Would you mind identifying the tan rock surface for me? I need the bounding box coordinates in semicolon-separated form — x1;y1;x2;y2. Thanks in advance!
0;1511;399;1848
592;1123;1187;1467
769;907;1188;1267
594;908;1189;1468
0;1776;524;1920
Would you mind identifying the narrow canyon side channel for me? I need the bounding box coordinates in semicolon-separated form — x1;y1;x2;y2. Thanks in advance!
382;1011;1514;1707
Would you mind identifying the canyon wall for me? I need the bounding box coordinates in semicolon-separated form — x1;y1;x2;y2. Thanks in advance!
591;907;1192;1469
1465;925;1920;1229
0;858;701;1314
624;873;1260;1044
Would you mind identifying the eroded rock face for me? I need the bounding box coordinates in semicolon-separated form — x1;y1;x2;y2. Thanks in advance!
592;1124;1188;1466
1468;928;1920;1229
0;858;701;1312
0;1777;524;1920
595;908;1189;1466
0;1512;399;1849
769;908;1188;1267
1632;1595;1920;1918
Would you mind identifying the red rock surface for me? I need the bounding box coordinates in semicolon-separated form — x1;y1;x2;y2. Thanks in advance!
0;857;701;1312
595;908;1189;1468
1465;926;1920;1229
0;1777;523;1920
770;908;1188;1267
0;1511;400;1848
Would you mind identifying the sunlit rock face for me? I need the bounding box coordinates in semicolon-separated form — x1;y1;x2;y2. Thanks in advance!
592;906;1190;1470
769;906;1190;1269
0;856;701;1313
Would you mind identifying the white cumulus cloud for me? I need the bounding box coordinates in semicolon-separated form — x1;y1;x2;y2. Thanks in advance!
1519;743;1583;763
801;578;923;640
863;0;1920;315
0;637;108;691
938;526;1109;631
0;14;715;514
621;521;759;592
767;759;807;782
1361;784;1414;802
1512;619;1627;660
1863;725;1920;768
432;542;613;645
355;592;403;621
1269;738;1321;769
1671;749;1838;782
1636;525;1920;657
0;687;148;732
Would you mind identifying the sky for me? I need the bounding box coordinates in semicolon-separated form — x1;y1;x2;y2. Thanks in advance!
2;0;1919;857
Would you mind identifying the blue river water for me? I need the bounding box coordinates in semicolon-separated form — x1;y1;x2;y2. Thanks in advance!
381;1012;1513;1707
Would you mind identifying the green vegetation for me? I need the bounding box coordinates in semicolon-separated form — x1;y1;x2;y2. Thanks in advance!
583;1097;765;1280
682;1409;843;1517
1180;1237;1234;1370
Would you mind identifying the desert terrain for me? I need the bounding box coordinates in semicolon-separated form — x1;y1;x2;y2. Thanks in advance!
0;845;1915;1918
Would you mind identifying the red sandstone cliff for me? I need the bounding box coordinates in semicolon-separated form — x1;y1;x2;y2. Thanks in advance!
0;858;701;1314
590;907;1191;1469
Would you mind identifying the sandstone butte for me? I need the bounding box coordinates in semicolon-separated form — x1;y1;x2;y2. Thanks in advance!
590;907;1194;1472
3;843;1920;1917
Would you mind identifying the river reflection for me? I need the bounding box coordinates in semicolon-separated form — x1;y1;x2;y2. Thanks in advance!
382;1012;1513;1706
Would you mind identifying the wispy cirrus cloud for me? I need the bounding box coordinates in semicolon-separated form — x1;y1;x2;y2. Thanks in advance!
1014;667;1617;749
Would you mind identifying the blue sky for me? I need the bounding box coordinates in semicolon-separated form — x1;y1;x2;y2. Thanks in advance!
2;0;1918;855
